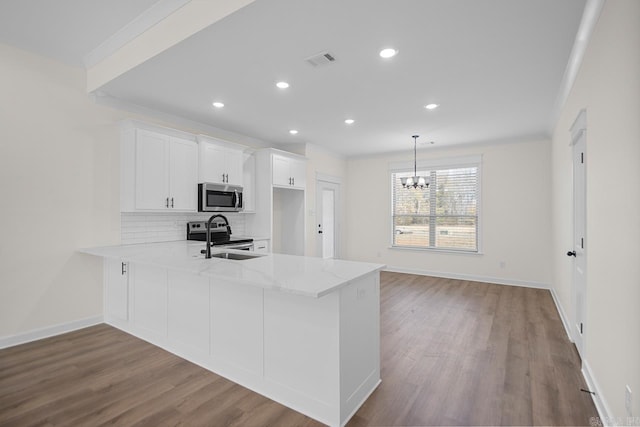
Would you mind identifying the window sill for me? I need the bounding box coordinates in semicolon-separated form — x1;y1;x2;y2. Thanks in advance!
389;245;483;256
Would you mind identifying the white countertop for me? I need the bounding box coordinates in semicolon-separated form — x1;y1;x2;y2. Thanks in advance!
80;241;385;298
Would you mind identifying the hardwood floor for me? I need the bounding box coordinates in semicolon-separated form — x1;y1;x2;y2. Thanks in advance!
0;272;597;426
351;272;597;426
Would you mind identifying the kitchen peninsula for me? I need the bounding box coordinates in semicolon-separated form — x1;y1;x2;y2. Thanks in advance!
81;241;384;427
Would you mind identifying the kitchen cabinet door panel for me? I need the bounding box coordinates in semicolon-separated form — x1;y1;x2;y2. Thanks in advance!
226;148;244;185
211;280;263;375
169;137;198;210
198;138;245;185
253;239;269;253
289;158;306;189
168;270;209;357
135;129;170;209
272;154;291;187
272;154;306;189
133;264;168;339
200;143;227;184
105;259;128;322
242;153;256;212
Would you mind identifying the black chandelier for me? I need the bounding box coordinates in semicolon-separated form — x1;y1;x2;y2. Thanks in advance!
400;135;429;189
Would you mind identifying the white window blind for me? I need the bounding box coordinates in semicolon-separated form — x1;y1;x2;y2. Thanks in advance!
391;164;479;252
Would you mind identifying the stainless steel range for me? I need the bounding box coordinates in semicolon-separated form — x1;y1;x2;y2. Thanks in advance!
186;220;253;251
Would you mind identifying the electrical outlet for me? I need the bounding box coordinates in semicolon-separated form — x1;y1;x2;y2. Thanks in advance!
626;385;633;417
499;261;506;269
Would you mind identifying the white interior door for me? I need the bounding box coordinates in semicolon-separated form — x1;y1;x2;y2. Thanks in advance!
316;179;340;259
570;110;587;359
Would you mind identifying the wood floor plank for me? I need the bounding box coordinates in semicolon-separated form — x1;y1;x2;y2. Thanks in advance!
0;272;597;426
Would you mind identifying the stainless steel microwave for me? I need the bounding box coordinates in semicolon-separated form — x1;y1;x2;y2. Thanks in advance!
198;183;243;212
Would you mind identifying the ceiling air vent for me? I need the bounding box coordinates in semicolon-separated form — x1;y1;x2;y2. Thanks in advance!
305;51;336;67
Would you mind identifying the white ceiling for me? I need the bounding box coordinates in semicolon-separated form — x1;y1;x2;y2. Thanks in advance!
0;0;161;66
0;0;586;156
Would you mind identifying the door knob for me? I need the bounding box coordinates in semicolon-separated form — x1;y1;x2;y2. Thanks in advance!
567;250;576;257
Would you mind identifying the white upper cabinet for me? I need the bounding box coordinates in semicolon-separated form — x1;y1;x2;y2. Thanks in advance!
121;124;198;212
169;137;198;210
272;154;306;189
134;130;170;210
272;154;290;187
243;152;256;212
198;136;244;186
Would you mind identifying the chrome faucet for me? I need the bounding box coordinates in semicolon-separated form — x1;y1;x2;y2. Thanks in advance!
205;214;231;259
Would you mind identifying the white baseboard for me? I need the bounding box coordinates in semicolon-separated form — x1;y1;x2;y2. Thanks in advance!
384;266;550;290
550;287;574;342
0;315;104;350
583;360;616;426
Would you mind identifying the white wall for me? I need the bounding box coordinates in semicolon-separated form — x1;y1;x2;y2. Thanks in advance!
0;43;121;338
346;139;552;287
551;0;640;420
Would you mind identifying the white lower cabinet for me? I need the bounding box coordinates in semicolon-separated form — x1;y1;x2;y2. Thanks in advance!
102;259;379;427
168;270;210;357
211;280;263;375
104;259;129;325
132;264;168;340
253;239;269;253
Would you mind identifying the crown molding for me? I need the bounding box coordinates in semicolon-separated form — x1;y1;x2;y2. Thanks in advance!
549;0;606;135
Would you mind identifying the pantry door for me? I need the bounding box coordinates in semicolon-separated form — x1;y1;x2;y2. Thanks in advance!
316;176;341;259
569;110;587;359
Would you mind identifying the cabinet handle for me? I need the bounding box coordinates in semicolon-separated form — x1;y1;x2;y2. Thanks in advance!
222;173;226;183
292;177;295;186
171;197;174;208
121;262;127;275
289;177;292;185
166;197;169;208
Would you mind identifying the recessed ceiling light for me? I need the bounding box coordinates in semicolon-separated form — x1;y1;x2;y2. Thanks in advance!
344;119;355;124
425;103;439;110
212;101;225;108
276;81;290;89
379;48;397;59
289;129;298;135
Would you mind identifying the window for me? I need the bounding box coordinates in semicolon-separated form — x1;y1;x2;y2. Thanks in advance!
391;159;480;252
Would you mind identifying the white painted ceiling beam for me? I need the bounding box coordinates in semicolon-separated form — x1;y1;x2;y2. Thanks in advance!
86;0;255;93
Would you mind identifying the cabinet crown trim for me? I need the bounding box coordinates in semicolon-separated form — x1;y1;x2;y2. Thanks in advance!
197;134;248;151
119;119;196;142
261;148;308;161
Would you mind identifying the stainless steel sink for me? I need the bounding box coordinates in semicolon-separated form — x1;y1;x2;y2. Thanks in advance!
209;252;264;260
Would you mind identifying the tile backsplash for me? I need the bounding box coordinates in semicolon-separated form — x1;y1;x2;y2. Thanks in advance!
121;212;246;244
